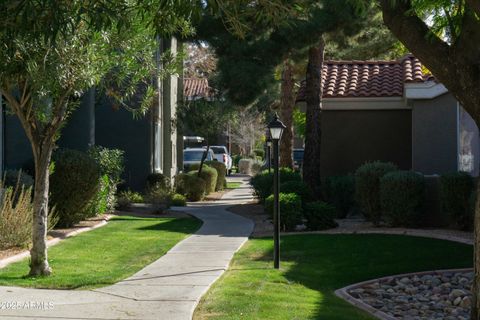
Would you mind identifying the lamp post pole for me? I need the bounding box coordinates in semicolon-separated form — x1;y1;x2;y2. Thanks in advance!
273;137;280;269
268;113;285;270
267;141;272;173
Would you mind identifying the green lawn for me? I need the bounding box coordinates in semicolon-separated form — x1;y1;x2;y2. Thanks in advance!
226;181;242;189
0;215;201;289
194;234;472;320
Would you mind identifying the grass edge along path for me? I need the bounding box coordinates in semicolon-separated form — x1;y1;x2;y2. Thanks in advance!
0;215;202;289
194;234;473;320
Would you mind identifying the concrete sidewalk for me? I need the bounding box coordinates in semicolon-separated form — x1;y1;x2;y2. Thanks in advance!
0;176;254;320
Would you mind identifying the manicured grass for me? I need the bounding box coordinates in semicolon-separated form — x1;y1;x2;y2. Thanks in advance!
194;234;472;320
0;215;201;289
226;182;242;189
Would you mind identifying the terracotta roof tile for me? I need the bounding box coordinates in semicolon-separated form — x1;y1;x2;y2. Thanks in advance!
183;78;212;99
296;54;433;101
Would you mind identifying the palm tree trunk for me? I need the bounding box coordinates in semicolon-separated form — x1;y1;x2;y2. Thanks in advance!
280;59;295;168
302;37;325;198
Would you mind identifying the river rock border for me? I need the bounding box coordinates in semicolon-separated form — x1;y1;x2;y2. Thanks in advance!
335;268;473;320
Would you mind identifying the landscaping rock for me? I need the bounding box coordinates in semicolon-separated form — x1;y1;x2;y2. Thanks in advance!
347;270;473;319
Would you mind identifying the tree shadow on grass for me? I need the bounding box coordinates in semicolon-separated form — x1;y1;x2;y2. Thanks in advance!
135;217;202;234
249;234;473;319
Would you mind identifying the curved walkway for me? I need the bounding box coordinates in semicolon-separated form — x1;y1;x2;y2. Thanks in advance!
0;176;254;320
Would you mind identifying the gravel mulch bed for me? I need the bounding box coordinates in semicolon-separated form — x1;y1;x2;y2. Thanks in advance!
345;270;473;320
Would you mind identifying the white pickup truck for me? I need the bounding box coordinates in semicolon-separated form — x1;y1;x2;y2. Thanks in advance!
208;146;233;175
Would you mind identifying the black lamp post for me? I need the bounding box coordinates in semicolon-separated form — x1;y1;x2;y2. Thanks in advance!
265;129;272;173
268;113;286;269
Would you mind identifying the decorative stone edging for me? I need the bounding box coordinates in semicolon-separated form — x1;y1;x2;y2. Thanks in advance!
0;215;111;269
335;268;473;320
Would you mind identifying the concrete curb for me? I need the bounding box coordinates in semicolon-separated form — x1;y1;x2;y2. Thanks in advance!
0;215;111;269
335;267;473;320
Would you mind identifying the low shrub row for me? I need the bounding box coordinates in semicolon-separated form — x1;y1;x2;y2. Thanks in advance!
353;161;475;229
174;162;227;202
263;192;338;231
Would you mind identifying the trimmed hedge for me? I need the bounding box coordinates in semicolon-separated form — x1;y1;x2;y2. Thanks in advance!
146;173;171;192
440;172;475;230
176;173;206;201
251;168;302;202
380;171;425;227
304;201;338;230
189;166;217;195
325;175;355;218
355;161;397;225
265;192;303;231
205;161;227;191
171;193;187;206
280;180;313;205
50;149;101;227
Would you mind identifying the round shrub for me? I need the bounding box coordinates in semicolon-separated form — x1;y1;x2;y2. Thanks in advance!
171;193;187;206
264;192;303;231
116;190;144;208
189;166;217;194
176;173;207;201
380;171;425;227
50;149;101;227
304;201;338;230
205;161;227;191
238;159;253;175
251;168;302;202
325;175;355;218
146;173;171;192
355;161;397;225
4;170;34;189
440;172;475;230
280;180;313;205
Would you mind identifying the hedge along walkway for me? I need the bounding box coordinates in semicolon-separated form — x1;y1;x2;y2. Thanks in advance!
0;175;254;320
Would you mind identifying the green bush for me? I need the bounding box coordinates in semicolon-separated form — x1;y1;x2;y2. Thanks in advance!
189;166;217;195
253;149;265;159
280;180;313;205
144;188;172;208
325;175;355;218
116;190;144;208
233;154;242;167
251;168;302;202
83;174;111;217
87;146;124;183
171;193;187;206
175;173;206;201
264;193;303;231
87;146;124;213
440;172;475;230
146;173;171;192
50;149;101;227
380;171;425;227
355;161;397;225
0;184;57;250
205;161;227;191
4;170;34;189
304;201;338;230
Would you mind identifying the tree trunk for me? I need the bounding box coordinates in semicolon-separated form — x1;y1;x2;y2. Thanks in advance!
474;181;480;319
280;59;295;168
198;141;210;176
29;139;54;276
303;38;325;198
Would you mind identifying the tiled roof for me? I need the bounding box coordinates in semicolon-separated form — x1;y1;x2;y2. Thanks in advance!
296;55;433;101
184;78;212;99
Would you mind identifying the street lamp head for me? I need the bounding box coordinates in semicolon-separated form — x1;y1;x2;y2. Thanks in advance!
268;113;286;141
